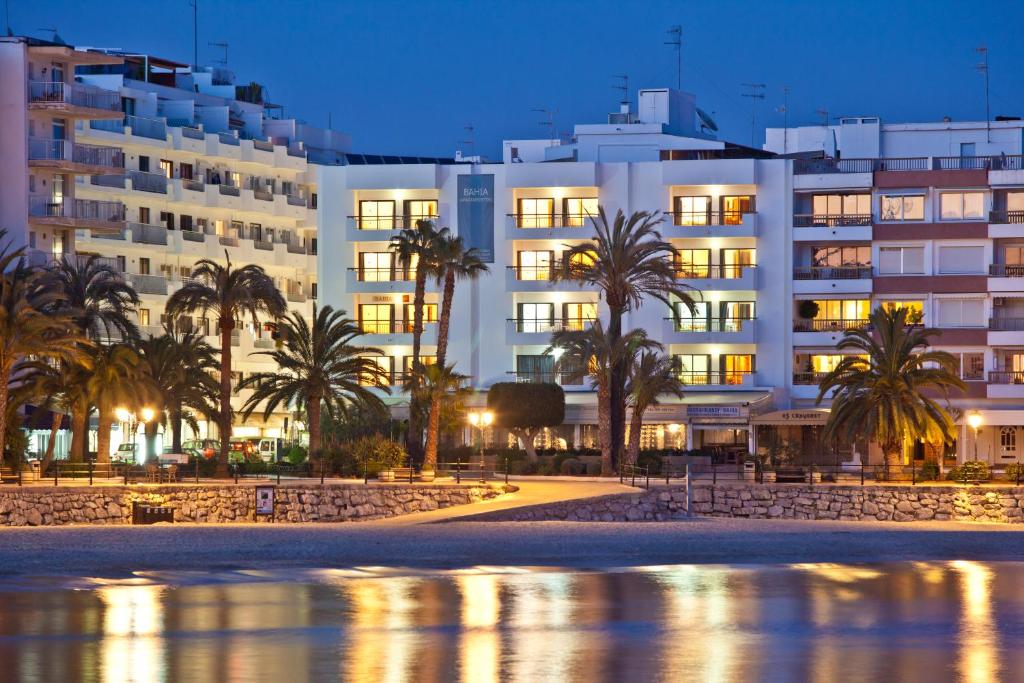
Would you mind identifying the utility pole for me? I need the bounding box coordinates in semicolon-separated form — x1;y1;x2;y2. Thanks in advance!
776;85;790;153
665;26;682;90
976;45;990;142
461;122;475;157
189;0;198;68
209;41;228;66
816;108;830;126
532;108;558;141
741;83;765;147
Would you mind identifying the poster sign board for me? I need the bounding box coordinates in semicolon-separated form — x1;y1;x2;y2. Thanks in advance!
255;486;275;517
457;174;495;262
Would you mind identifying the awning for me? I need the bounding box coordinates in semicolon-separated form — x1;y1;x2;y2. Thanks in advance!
751;409;831;426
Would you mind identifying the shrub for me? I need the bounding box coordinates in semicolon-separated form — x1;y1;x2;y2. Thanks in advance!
350;435;406;476
511;460;540;475
585;461;602;476
636;452;663;476
919;461;940;481
559;458;585;475
537;461;556;476
188;455;219;478
947;460;991;482
284;445;308;465
1005;463;1024;483
797;299;820;320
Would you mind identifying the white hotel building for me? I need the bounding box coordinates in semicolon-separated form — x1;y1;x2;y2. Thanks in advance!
319;90;1024;469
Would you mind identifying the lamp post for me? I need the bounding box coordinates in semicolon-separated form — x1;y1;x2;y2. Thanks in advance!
116;407;154;464
467;410;494;482
967;411;983;462
667;423;682;450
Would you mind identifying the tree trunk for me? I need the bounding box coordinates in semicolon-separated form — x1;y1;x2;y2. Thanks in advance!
598;382;613;476
423;393;441;471
42;411;61;472
606;308;625;472
626;404;644;467
0;373;8;469
884;446;903;478
307;396;322;472
423;272;456;472
95;405;112;464
516;428;539;462
144;420;159;463
406;269;428;462
69;397;88;462
171;405;183;453
217;320;233;477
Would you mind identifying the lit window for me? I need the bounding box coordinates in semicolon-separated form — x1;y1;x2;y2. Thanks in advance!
517;198;554;228
940;192;985;220
880;195;924;221
673;196;711;225
358;252;393;282
517;250;554;280
358;200;395;230
358;304;394;334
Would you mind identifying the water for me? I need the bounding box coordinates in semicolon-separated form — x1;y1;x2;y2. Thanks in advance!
0;562;1021;682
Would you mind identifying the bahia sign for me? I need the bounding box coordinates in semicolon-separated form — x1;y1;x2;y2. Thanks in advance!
457;174;494;263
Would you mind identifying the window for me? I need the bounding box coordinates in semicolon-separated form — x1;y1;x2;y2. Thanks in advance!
563;197;598;226
51;118;66;141
812;299;870;322
1002;245;1024;277
360;355;394;386
139;308;150;326
179;163;193;180
139;258;150;275
810;354;846;374
53;230;66;257
250;223;262;242
721;354;754;384
960;143;976;158
404;199;437;226
159;211;174;230
880;195;925;221
674;248;711;277
937;245;985;274
881;300;925;323
517;198;554;228
517;250;554;280
721;248;755;278
563;302;597;330
673;196;711;225
674;354;711;385
311;283;317;300
956;352;985;381
721;195;754;224
358;252;393;281
138;207;150;224
940;192;985;220
200;318;210;336
517;303;554;333
403;303;437;331
812;245;871;267
1000;427;1017;456
159;159;173;178
28;232;36;249
811;193;871;220
28;175;35;193
675;301;710;331
180;215;193;232
516;354;555;382
358;304;393;334
138;155;150;173
878;246;924;275
403;355;437;375
722;301;755;329
936;299;985;327
358;200;395;230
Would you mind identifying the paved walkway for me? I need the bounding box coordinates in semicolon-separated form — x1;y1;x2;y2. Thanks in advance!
371;479;639;525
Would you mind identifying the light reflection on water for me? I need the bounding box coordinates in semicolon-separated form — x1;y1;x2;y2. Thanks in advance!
0;562;1021;682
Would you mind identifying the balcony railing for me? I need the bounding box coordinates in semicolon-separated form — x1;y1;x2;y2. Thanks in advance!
933;155;992;170
128;273;167;295
359;320;437;335
91;174;126;189
182;230;206;243
793;318;869;332
29;198;124;222
253;188;273;201
509;213;596;228
28;81;120;112
218;132;240;146
990;210;1024;224
218;184;241;197
989;318;1024;331
348;267;417;282
28;138;124;169
286;288;307;303
990;264;1024;277
668;211;751;227
793;265;872;280
507;318;595;333
793;157;928;174
126;115;167;140
677;371;752;386
181;126;205;140
182;179;205;192
793;214;872;227
509;265;557;281
793;371;829;385
989;371;1024;385
286;194;308;207
507;371;585;386
350;214;439;231
128;170;168;194
129;222;169;245
671;264;756;279
666;317;753;332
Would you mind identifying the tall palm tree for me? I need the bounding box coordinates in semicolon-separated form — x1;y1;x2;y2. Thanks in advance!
555;207;695;471
550;321;660;475
166;255;286;474
135;329;220;455
626;351;685;466
410;362;470;458
816;306;965;474
237;305;390;460
50;254;139;461
422;230;488;470
86;344;148;463
389;219;440;460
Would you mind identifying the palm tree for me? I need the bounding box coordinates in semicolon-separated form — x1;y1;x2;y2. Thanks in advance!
555;207;695;471
389;219;440;460
550;321;659;475
816;306;966;474
50;254;139;461
238;305;390;461
410;363;470;460
86;344;148;463
421;230;488;470
135;329;220;455
166;255;286;474
626;351;685;466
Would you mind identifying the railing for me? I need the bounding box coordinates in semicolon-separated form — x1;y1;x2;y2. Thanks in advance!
348;267;417;282
668;211;752;227
91;174;126;189
89;119;125;134
989;318;1024;331
793;213;872;227
933;156;991;170
129;222;169;245
989;210;1024;224
359;320;436;334
182;178;205;192
793;158;875;174
218;132;240;146
219;236;239;247
286;194;307;207
182;230;206;243
254;338;275;349
181;126;205;140
350;214;439;230
93;228;126;240
287;145;306;158
992;155;1024;171
128;273;168;295
507;318;595;333
792;371;830;385
677;371;752;386
128;170;168;194
286;241;309;255
874;157;929;171
508;265;555;281
666;317;753;332
672;264;756;279
28;198;124;222
793;265;872;280
989;371;1024;385
253;188;273;201
254;240;274;251
508;213;596;228
126;115;167;140
252;139;274;152
28;81;120;112
287;288;307;303
990;264;1024;277
507;371;585;386
218;185;241;197
793;318;869;332
28;138;124;169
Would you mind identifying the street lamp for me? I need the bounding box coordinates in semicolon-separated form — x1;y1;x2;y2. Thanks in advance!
467;410;494;482
967;411;983;461
667;423;682;450
116;407;154;464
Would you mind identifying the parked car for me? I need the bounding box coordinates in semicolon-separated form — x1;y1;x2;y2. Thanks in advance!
112;443;139;463
182;439;219;460
158;451;191;465
228;439;259;464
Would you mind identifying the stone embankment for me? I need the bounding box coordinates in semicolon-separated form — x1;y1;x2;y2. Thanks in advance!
470;484;1024;524
0;483;507;526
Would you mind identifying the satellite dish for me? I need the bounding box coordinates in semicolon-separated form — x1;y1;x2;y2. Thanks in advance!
696;107;719;132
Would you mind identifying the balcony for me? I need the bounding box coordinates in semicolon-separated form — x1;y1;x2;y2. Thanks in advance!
358;321;438;346
28;81;121;118
505;265;597;292
345;267;421;293
129;223;169;246
28;197;125;232
672;264;758;291
793;318;868;345
793;158;876;175
793;265;872;295
128;170;168;194
676;371;756;390
345;214;439;242
792;213;873;241
89;115;167;141
663;211;757;238
128;273;168;296
988;370;1024;399
507;213;597;239
663;317;756;344
506;371;587;391
28;138;124;175
988;265;1024;293
505;318;593;344
792;371;829;386
286;286;307;303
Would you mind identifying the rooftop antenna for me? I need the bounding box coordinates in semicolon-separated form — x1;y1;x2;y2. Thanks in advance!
533;108;558;140
976;45;990;142
4;0;12;37
208;40;228;66
188;0;198;68
815;108;830;126
775;85;790;153
741;82;765;146
665;26;682;90
461;122;475;156
613;74;629;104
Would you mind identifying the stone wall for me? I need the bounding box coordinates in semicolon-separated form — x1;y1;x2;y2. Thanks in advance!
0;483;507;526
470;484;1024;524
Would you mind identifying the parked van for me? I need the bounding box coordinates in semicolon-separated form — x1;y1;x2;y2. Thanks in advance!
247;438;283;462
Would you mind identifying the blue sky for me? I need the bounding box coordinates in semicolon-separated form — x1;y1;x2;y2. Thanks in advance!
11;0;1024;158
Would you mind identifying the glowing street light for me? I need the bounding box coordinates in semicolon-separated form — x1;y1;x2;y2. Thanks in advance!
116;407;155;464
467;410;494;482
968;411;983;461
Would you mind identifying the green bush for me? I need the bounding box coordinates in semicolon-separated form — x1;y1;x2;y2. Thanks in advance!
1005;463;1024;483
919;461;940;481
510;460;540;475
188;456;219;478
559;458;585;475
585;461;602;476
947;460;991;482
350;435;406;476
636;452;663;476
284;445;308;465
537;461;556;476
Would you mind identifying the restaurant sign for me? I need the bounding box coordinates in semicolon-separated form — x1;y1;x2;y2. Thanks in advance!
686;406;742;418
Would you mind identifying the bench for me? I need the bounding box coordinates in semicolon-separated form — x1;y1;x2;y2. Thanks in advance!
774;467;806;483
0;467;19;484
379;467;415;482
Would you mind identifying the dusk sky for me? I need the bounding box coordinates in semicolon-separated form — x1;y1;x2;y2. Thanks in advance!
11;0;1024;158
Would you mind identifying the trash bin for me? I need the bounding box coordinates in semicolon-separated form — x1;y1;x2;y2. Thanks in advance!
742;461;756;481
29;460;41;481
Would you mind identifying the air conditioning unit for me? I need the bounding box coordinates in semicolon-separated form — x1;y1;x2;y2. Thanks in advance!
994;297;1006;307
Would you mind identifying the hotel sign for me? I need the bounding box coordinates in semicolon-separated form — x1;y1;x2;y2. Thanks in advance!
457;174;495;263
686;406;742;418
